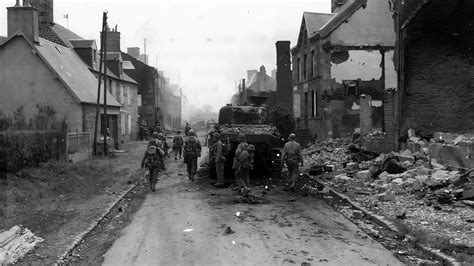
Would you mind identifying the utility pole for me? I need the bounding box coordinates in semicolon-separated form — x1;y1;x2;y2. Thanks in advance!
103;20;108;156
93;11;107;156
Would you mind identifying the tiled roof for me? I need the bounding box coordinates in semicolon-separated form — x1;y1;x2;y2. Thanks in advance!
33;36;121;106
50;23;83;48
303;12;335;38
318;0;368;38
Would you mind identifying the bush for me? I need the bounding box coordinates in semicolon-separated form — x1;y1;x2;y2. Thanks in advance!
268;104;295;140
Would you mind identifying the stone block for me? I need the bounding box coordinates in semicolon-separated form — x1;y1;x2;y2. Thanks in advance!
356;170;371;180
334;174;351;184
398;155;415;164
346;162;359;170
378;192;396;201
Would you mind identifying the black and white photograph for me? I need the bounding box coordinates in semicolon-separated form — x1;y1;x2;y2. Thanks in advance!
0;0;473;265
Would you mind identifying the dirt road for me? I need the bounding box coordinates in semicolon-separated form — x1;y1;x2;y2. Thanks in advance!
102;147;403;265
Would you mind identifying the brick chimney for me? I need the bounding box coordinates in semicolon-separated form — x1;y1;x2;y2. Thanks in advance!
275;41;292;110
127;47;140;59
106;25;121;53
28;0;53;25
7;0;39;42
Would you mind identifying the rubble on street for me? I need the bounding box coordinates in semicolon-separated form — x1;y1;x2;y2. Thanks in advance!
301;132;474;254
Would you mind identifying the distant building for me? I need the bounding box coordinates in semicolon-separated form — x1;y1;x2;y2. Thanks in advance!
232;41;293;113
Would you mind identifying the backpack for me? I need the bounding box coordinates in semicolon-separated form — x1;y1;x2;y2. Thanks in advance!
174;136;184;146
147;146;164;163
185;140;198;157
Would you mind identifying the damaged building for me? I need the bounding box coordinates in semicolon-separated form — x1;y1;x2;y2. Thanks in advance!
291;0;397;146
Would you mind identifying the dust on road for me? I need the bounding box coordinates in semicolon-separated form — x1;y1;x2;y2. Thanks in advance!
101;146;403;266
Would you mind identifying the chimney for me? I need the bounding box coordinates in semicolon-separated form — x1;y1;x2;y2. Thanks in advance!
29;0;54;26
106;25;121;53
7;1;39;42
127;47;140;59
275;41;292;110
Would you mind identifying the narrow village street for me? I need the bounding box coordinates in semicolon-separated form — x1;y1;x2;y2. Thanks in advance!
98;144;403;266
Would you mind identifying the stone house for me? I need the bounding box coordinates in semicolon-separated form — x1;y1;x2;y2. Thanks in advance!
27;0;140;143
0;1;140;147
0;3;121;142
291;0;397;145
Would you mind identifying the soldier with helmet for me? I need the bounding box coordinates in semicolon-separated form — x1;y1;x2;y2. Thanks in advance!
142;132;165;192
281;133;303;190
233;133;254;194
183;130;202;181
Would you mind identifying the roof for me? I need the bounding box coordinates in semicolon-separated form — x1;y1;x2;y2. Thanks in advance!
303;12;335;38
10;35;121;106
317;0;368;39
0;36;7;45
398;0;432;29
106;52;122;61
50;23;83;48
69;39;97;49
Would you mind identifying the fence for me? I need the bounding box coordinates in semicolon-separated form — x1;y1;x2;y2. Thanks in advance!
66;132;92;161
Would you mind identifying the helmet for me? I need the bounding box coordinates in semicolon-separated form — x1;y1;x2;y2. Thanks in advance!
152;132;159;138
289;133;296;141
188;130;196;136
237;133;246;142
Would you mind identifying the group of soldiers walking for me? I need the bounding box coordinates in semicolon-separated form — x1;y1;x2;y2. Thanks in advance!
141;125;303;193
141;127;201;191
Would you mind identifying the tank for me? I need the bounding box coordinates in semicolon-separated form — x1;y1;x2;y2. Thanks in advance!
209;105;285;181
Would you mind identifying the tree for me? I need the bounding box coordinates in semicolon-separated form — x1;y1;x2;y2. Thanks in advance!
268;104;295;139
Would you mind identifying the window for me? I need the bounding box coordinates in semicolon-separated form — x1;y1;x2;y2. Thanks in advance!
119;84;124;104
120;112;126;135
297;58;301;82
303;54;307;80
127;87;132;105
311;90;318;117
124;86;128;105
311;50;315;77
128;114;132;134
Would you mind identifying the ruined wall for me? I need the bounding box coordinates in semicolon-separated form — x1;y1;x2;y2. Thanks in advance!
329;0;396;47
401;0;474;135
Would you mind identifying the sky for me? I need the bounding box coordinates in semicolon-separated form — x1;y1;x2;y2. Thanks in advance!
0;0;330;111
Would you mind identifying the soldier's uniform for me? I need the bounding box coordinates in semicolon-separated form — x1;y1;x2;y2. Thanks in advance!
234;133;254;194
183;130;201;181
282;133;303;189
141;144;165;192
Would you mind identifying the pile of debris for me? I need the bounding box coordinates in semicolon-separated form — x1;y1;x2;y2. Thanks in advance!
302;130;474;248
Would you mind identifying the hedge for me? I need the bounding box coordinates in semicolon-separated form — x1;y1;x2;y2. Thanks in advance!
0;130;67;173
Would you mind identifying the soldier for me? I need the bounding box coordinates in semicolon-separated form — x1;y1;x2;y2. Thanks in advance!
214;133;228;188
184;122;191;136
158;133;169;159
141;142;165;192
281;133;303;190
173;131;184;160
234;133;254;194
148;132;165;170
183;130;201;181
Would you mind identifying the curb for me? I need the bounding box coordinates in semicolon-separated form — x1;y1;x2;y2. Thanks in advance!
308;176;461;266
55;176;145;265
